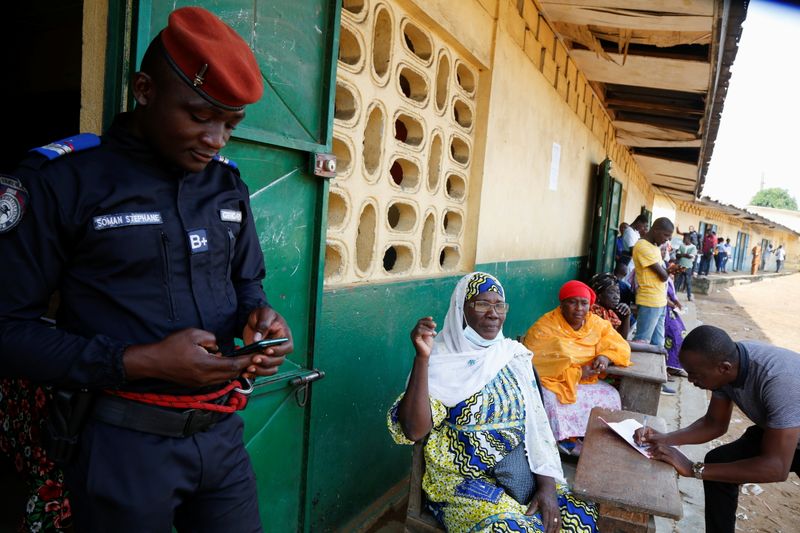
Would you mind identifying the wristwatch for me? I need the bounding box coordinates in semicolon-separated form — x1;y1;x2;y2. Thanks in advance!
692;461;705;479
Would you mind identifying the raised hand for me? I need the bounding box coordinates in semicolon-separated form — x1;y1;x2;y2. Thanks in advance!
410;317;437;358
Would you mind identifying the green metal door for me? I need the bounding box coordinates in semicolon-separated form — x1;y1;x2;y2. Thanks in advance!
589;159;623;276
127;2;340;529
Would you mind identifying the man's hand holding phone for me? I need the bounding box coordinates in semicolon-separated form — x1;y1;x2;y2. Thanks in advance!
224;338;290;357
240;307;294;379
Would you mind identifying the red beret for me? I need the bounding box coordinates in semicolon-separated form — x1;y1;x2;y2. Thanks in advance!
160;7;263;110
558;280;596;306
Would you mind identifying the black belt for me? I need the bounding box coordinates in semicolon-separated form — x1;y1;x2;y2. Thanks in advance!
92;395;226;438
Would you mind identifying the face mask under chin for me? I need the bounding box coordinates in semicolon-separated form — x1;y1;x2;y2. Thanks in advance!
463;325;505;347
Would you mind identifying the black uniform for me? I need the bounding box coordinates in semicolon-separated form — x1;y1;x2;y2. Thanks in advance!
0;114;267;531
0;113;267;391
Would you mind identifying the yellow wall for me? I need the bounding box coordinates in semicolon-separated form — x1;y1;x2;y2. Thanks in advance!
474;19;605;262
652;193;677;224
473;0;657;263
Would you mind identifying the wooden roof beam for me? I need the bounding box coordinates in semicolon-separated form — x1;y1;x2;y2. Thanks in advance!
617;137;702;149
634;146;700;164
653;173;698;182
604;83;706;105
654;185;697;199
614;121;701;147
614;111;699;133
539;1;713;32
606;98;705;116
633;154;697;180
569;50;711;92
553;22;712;48
596;40;711;62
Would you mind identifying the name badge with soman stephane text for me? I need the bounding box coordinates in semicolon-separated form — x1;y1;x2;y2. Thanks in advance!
93;212;163;230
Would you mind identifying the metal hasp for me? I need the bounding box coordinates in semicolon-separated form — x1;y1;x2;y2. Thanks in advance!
290;369;325;407
312;153;336;178
289;369;326;388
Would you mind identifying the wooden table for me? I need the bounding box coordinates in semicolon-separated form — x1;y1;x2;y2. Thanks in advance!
605;350;667;416
574;407;682;532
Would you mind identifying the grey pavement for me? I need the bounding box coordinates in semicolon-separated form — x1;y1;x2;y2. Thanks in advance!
654;300;710;532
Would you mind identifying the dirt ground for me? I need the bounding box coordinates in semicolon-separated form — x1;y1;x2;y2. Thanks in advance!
691;272;800;533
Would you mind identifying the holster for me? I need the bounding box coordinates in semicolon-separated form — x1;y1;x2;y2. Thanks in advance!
44;388;95;465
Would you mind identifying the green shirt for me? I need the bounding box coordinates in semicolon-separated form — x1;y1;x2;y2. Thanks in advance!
678;243;696;269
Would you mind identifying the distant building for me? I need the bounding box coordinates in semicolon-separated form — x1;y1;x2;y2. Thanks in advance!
747;205;800;234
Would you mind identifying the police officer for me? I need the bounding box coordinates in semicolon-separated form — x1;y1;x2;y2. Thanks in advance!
0;7;292;532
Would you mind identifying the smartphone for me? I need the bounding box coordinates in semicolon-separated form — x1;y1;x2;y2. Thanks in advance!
224;338;289;357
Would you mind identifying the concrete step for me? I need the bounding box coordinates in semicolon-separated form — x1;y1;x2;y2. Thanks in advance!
690;270;794;295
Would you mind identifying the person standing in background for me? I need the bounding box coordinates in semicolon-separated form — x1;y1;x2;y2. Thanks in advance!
675;233;696;301
722;238;733;273
775;245;786;273
699;227;717;276
761;243;773;271
751;244;761;275
715;237;727;274
676;225;700;274
621;215;650;283
632;218;674;347
616;223;628;263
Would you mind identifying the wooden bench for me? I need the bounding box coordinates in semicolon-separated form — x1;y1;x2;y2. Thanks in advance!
605;350;667;416
573;407;682;532
405;441;445;532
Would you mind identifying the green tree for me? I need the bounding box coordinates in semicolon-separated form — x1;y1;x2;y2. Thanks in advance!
750;187;798;210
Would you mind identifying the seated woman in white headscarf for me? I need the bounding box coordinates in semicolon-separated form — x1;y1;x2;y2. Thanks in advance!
387;272;598;533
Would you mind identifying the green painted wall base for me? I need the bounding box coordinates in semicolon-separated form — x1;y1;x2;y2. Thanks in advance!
306;257;585;530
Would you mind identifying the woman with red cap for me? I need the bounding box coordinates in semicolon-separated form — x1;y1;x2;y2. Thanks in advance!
522;281;631;455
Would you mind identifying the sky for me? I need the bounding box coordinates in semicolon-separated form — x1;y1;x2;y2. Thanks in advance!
702;0;800;208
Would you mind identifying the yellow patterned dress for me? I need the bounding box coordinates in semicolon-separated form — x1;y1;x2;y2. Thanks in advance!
388;366;598;532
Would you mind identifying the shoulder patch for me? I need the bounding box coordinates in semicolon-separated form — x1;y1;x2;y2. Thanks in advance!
31;133;101;161
0;174;28;233
213;154;238;169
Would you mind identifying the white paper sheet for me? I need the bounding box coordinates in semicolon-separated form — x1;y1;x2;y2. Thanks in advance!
599;417;651;457
548;142;560;191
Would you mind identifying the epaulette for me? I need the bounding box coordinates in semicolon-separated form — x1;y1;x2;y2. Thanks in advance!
31;133;101;160
213;154;238;169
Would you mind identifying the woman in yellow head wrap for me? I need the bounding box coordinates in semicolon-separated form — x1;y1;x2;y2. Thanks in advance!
522;281;630;451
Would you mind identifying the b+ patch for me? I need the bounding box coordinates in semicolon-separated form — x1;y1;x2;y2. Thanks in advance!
188;229;209;254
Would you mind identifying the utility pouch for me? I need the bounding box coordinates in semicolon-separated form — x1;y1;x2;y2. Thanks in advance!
44;388;95;465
